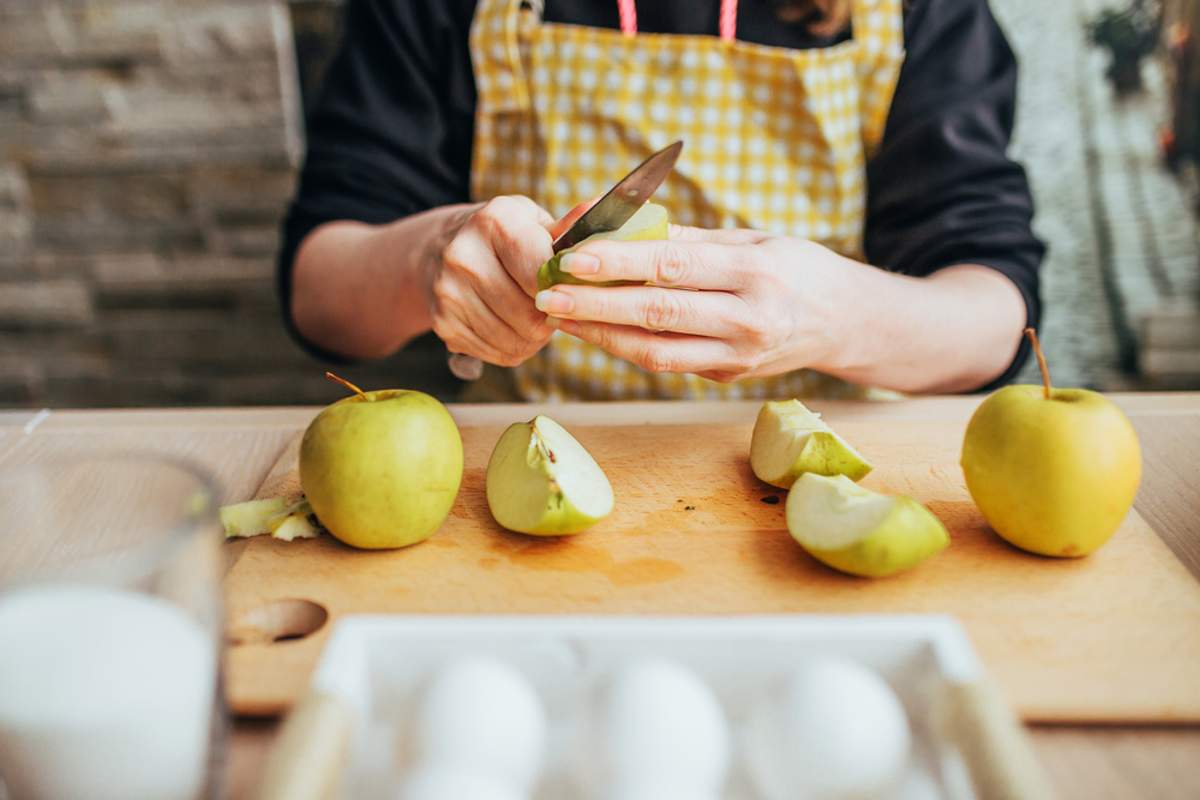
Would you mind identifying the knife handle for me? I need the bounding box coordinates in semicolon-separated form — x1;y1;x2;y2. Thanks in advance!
447;352;485;381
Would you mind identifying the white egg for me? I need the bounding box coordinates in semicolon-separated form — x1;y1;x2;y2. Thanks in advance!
582;658;730;795
745;657;911;800
396;764;524;800
409;657;547;792
602;773;721;800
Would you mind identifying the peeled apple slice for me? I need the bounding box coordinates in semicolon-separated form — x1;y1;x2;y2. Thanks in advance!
786;474;949;578
219;497;319;541
486;415;614;536
750;399;872;488
220;498;287;538
537;203;669;290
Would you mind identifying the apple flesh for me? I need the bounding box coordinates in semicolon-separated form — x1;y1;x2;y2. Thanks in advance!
268;511;320;542
786;474;949;578
300;389;463;549
486;415;614;535
219;497;320;541
220;497;287;538
750;400;872;489
961;385;1141;557
537;203;669;291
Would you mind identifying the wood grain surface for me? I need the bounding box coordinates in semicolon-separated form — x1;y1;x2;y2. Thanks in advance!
2;399;1197;800
223;411;1200;724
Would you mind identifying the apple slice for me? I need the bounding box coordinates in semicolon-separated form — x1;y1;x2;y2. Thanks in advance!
268;511;321;541
786;474;949;578
220;497;320;541
750;399;872;488
537;203;669;290
220;497;288;538
486;415;614;535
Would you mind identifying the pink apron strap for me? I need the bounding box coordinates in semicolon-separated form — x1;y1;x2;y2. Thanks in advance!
617;0;739;41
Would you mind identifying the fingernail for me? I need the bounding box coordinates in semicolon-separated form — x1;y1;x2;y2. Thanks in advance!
559;253;599;275
535;289;573;314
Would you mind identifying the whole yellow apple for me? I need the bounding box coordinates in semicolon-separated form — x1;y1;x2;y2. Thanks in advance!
300;374;463;550
961;331;1141;557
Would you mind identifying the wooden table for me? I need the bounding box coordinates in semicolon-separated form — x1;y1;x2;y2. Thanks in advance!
2;396;1198;799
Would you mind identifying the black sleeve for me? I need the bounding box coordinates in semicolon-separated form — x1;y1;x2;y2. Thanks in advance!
277;0;478;361
865;0;1044;390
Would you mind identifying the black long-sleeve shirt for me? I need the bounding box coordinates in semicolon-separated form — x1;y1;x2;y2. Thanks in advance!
280;0;1044;388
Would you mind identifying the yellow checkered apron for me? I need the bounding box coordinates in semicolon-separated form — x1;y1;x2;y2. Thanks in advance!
468;0;905;401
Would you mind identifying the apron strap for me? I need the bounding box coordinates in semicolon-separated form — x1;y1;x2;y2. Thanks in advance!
617;0;739;41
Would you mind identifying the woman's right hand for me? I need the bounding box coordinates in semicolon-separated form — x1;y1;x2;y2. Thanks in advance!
426;195;569;367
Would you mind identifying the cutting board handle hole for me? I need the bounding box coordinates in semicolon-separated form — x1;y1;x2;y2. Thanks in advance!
227;598;328;646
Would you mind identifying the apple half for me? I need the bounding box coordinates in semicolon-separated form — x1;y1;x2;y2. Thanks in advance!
750;399;872;488
486;415;614;535
786;474;949;578
537;203;669;291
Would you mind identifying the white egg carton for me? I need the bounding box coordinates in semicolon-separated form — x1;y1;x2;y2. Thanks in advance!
257;615;1052;800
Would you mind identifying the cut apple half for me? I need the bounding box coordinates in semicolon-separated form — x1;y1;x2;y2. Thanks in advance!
786;474;949;578
486;415;614;536
750;399;872;489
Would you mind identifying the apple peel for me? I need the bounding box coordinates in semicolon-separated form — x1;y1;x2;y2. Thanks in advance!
786;474;948;578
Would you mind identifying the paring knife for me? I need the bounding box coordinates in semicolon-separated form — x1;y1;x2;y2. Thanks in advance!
447;140;685;381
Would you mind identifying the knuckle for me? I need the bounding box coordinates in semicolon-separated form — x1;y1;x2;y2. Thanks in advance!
654;242;693;285
440;238;466;269
431;318;458;347
642;292;684;331
430;274;456;307
638;349;676;374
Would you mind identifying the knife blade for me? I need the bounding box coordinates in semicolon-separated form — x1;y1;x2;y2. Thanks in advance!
448;140;684;381
551;139;683;253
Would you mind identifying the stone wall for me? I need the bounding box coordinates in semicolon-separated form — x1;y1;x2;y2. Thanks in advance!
0;0;457;408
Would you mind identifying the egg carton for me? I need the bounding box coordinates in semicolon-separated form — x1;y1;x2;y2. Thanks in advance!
256;615;1052;800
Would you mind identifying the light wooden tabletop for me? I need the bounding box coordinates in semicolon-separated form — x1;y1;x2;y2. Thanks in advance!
2;395;1198;799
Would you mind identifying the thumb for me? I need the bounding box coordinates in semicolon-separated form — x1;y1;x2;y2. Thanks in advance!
547;196;602;240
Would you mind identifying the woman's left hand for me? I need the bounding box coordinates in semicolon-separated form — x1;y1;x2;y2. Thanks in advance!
533;226;849;382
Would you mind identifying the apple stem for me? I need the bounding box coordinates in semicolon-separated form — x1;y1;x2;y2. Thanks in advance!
1025;328;1051;400
324;371;366;399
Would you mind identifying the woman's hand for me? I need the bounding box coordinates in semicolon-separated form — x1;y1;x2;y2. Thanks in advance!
532;226;849;382
425;195;564;367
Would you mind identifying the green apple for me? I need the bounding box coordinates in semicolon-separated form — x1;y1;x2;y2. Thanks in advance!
961;331;1141;557
786;473;949;578
537;202;669;290
486;415;614;535
300;375;463;550
750;399;872;489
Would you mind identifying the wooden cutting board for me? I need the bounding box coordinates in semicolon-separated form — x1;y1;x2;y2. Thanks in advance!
224;408;1200;723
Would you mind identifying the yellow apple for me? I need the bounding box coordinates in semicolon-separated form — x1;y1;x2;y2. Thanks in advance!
960;331;1141;557
300;374;463;549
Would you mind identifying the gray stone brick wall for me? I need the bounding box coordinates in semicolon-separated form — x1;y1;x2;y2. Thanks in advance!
1;0;457;408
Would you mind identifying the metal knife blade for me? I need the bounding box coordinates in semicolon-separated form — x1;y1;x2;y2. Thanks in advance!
448;140;683;381
552;140;683;254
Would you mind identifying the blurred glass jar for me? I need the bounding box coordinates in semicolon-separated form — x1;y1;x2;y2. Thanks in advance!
0;453;224;800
